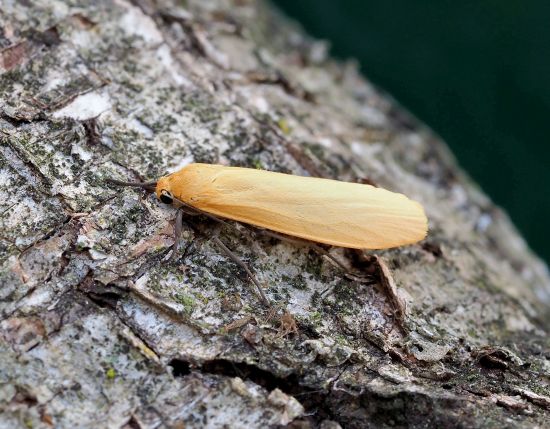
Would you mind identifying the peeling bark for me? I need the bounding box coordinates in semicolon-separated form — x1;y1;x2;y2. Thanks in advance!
1;0;549;428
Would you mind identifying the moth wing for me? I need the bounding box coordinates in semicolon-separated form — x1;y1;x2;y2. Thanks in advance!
185;165;428;249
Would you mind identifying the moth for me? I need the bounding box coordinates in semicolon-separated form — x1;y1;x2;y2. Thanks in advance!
153;163;427;248
109;163;427;304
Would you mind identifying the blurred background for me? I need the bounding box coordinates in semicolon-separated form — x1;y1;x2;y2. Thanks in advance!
274;0;550;265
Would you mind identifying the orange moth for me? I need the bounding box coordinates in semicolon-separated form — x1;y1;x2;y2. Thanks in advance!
154;163;428;249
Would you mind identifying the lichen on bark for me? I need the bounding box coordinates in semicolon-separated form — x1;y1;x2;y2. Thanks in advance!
1;0;549;428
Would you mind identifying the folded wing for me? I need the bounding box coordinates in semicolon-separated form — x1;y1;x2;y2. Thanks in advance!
179;165;428;249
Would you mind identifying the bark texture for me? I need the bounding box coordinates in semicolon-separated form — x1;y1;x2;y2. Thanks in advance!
1;1;549;428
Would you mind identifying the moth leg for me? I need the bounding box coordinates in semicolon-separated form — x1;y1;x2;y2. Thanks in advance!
169;202;221;261
175;205;270;306
172;196;229;225
254;228;372;283
211;235;271;307
168;206;209;262
260;229;347;270
168;208;186;262
168;204;271;306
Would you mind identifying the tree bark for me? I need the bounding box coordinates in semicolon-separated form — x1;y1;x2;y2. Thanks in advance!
1;0;549;428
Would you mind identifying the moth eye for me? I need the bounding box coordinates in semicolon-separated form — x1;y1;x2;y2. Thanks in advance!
159;190;173;204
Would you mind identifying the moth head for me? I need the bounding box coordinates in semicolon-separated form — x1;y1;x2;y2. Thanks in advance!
156;176;174;205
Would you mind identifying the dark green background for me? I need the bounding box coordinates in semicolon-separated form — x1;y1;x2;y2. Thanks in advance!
274;0;550;264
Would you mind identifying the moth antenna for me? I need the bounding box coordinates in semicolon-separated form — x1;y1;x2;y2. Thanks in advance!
105;178;157;192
